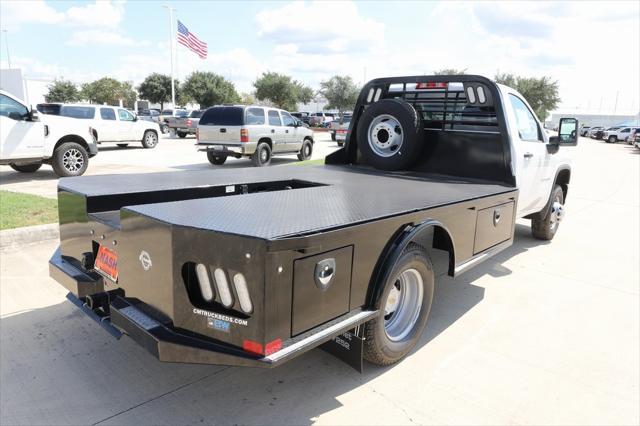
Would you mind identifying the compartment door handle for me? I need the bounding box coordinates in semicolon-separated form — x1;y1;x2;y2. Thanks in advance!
315;258;336;291
493;209;501;226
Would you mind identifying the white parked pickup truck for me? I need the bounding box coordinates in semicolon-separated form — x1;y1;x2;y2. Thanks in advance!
49;75;578;371
1;90;98;177
37;103;161;149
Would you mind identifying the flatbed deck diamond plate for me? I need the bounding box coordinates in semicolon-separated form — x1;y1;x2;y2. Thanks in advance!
59;165;514;240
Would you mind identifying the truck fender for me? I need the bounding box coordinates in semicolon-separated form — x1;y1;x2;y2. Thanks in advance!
554;166;571;200
525;166;571;220
366;219;455;307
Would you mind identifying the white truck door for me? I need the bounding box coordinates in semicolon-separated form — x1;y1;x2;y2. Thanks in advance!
505;93;552;217
0;93;44;160
98;107;119;141
117;108;137;141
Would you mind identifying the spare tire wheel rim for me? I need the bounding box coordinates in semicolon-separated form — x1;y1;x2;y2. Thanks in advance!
368;114;404;158
63;148;84;172
384;268;424;342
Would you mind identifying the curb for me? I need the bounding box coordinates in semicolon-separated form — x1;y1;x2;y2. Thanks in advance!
0;223;59;250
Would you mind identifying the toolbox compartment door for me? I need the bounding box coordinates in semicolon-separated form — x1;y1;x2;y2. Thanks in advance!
292;246;353;336
473;201;515;254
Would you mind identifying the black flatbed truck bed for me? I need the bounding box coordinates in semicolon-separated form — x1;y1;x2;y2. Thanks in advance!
50;75;528;369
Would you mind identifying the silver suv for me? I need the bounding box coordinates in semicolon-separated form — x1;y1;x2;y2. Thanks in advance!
196;105;315;166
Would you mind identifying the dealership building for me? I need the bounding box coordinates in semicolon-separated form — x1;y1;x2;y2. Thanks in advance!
547;112;640;129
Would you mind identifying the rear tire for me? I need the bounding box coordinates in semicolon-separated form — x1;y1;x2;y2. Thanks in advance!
51;142;89;177
607;135;617;143
117;143;129;148
251;142;272;167
297;139;313;161
10;163;42;173
207;151;227;165
356;99;424;171
532;185;565;240
177;132;187;138
142;130;158;149
364;243;434;366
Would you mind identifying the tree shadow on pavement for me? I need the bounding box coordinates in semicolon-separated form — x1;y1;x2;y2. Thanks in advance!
0;224;550;425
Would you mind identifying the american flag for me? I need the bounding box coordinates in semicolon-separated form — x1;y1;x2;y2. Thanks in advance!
177;20;207;59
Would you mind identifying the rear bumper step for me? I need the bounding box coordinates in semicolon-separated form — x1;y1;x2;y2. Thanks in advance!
50;247;378;367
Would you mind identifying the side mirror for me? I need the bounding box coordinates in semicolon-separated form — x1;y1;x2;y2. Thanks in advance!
549;117;578;147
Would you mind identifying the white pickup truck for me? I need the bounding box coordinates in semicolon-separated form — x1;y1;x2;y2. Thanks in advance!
49;75;578;370
37;103;161;149
1;90;98;177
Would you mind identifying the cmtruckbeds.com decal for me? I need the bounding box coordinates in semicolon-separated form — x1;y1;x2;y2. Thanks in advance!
193;308;248;326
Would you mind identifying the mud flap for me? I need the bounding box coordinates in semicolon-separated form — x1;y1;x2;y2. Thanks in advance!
320;325;364;373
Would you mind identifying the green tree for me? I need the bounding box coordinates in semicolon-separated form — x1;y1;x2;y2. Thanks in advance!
253;72;313;111
495;72;560;121
120;81;137;109
433;68;467;75
240;92;257;105
138;73;173;109
181;71;240;108
45;79;80;103
320;75;359;119
295;83;314;105
81;77;135;105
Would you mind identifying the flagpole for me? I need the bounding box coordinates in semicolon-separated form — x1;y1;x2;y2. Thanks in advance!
163;5;176;107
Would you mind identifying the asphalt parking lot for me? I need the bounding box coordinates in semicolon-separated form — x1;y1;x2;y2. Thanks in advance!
0;131;338;199
1;137;638;425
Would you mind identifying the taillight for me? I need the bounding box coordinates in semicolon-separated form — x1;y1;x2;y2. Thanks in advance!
416;82;448;89
337;129;347;134
186;119;192;126
240;128;249;143
233;273;252;313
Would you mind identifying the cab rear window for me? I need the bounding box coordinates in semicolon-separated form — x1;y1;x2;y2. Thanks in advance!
200;107;244;126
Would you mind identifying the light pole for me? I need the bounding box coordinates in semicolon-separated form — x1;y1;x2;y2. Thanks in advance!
1;29;11;68
162;5;176;107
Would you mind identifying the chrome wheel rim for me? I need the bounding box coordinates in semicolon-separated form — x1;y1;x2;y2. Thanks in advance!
261;148;268;162
146;133;157;146
62;148;84;172
305;144;311;157
549;197;564;232
368;114;403;157
384;268;423;341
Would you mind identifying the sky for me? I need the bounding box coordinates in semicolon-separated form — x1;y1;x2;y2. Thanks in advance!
0;0;638;114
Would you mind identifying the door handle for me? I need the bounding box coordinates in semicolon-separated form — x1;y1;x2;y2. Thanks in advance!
271;129;275;133
285;130;289;133
524;152;533;158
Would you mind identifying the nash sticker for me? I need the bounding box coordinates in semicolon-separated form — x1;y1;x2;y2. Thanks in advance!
192;308;248;326
208;318;231;333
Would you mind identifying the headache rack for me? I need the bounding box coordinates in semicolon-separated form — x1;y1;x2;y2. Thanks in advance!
327;75;515;186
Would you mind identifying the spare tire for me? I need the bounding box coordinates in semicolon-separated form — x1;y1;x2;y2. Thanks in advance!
356;99;424;170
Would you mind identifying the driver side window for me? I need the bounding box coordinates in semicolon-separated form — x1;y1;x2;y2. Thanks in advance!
281;112;296;127
118;109;134;121
509;94;542;142
0;94;29;121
